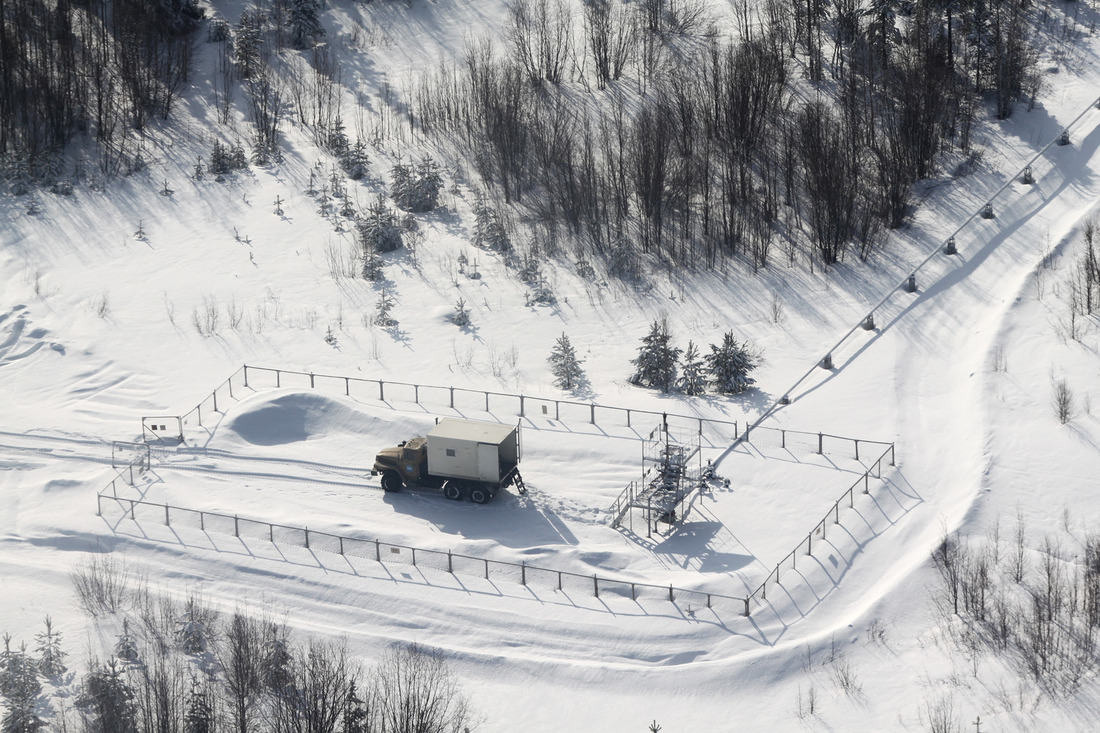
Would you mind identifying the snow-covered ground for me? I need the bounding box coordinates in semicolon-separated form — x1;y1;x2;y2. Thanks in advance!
5;0;1100;730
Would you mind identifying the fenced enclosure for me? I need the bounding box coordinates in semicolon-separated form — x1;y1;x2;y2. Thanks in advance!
96;493;750;616
129;365;902;619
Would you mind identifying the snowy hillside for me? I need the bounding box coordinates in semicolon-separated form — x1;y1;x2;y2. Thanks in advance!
5;0;1100;730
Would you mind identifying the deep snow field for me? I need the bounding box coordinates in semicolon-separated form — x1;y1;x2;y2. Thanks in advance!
6;0;1100;730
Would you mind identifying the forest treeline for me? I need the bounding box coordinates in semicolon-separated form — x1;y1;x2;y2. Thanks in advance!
0;0;1062;271
413;0;1046;269
1;555;476;732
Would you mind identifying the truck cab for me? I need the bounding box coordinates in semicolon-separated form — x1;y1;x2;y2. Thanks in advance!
373;436;429;489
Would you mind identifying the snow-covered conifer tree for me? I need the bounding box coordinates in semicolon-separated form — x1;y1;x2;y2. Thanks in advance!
392;157;442;212
357;195;402;254
630;319;681;393
549;333;584;390
706;331;757;394
289;0;324;49
473;193;510;252
183;677;215;733
677;341;707;396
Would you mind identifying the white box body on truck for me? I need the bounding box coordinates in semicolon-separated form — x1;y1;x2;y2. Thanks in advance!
371;418;524;503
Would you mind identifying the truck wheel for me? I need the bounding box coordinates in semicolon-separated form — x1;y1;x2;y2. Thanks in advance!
443;481;463;501
469;485;491;504
381;470;403;493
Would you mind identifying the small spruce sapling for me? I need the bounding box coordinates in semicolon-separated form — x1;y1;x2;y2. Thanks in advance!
35;617;66;677
473;193;510;252
451;299;471;326
678;341;707;395
115;620;139;662
375;290;397;327
183;677;215;733
549;333;585;390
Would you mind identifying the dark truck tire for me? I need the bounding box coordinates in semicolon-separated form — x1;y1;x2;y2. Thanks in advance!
443;480;463;501
468;484;492;504
381;470;403;493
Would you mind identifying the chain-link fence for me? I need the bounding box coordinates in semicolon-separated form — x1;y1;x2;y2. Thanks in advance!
97;494;750;615
744;443;895;613
161;365;743;448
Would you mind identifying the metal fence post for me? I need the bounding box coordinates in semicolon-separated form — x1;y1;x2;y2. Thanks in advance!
817;432;823;454
375;539;380;561
864;473;869;493
339;537;344;555
557;571;562;590
668;584;674;602
593;575;598;597
519;396;525;418
484;392;489;412
484;558;489;579
164;504;169;526
234;515;239;537
379;381;385;400
96;494;101;516
590;404;595;424
197;404;202;426
890;444;896;466
213;389;218;413
130;500;135;521
305;528;310;549
345;377;350;396
200;511;205;531
743;598;750;616
855;439;860;461
276;369;281;388
521;562;526;585
447;551;453;573
411;547;415;566
449;387;454;409
243;365;249;388
310;373;315;389
414;385;420;404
